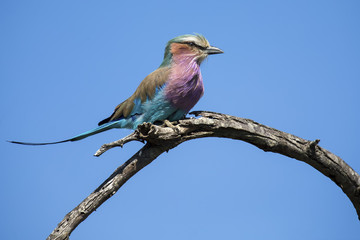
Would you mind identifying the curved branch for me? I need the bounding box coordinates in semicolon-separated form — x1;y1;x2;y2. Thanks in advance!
47;111;360;240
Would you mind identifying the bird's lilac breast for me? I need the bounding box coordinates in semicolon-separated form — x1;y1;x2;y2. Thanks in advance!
164;60;204;112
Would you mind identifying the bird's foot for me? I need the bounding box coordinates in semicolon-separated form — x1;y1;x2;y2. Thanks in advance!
162;120;180;134
163;119;176;128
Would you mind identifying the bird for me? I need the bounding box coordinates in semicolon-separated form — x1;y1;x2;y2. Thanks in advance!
9;34;223;145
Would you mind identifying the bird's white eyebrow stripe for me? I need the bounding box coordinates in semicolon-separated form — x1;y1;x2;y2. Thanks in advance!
178;36;209;48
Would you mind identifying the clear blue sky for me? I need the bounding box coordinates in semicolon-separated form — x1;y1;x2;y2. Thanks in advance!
1;1;359;239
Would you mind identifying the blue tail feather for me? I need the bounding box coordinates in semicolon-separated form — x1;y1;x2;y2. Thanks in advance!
70;121;120;141
8;121;121;146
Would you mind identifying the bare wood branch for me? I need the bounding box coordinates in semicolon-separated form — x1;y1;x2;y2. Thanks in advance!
47;111;360;240
93;131;143;157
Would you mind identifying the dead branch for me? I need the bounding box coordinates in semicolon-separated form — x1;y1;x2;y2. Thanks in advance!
47;111;360;240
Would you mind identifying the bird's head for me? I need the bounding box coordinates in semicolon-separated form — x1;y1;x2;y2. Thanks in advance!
160;34;223;67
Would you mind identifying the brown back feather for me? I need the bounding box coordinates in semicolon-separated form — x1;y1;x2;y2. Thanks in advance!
98;67;171;126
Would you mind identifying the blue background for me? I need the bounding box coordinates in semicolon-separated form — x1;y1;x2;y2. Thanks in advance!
1;1;359;239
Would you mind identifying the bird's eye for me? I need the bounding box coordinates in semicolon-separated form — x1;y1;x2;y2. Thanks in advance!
188;42;195;46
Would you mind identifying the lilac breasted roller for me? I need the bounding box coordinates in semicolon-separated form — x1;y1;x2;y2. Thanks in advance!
10;34;223;145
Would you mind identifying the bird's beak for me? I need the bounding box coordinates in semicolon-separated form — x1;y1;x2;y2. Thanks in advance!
205;46;224;55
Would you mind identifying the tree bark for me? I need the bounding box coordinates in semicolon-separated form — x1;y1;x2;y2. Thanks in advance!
47;111;360;240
